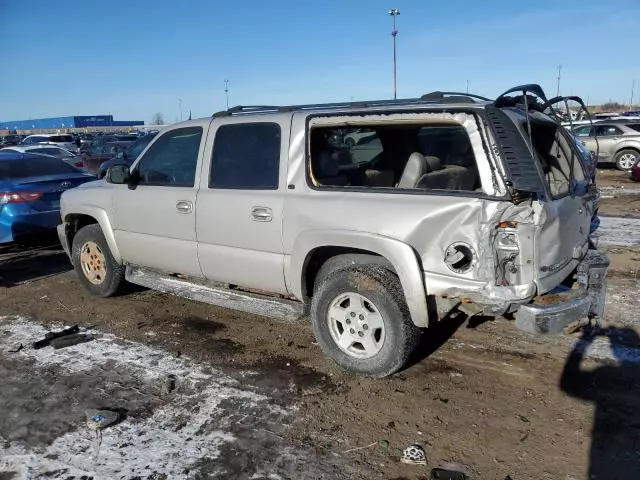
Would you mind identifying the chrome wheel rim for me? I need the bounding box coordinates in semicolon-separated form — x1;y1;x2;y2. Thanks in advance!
619;153;637;170
327;292;385;359
80;241;107;285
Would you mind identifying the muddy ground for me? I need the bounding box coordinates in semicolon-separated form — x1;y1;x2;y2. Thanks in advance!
2;172;640;479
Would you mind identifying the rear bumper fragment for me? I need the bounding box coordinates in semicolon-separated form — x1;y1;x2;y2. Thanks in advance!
515;250;609;334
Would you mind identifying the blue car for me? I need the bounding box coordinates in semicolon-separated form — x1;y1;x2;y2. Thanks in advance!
0;151;95;244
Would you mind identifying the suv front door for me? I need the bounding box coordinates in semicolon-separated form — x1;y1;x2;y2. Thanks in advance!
195;120;289;294
582;125;623;162
111;123;208;276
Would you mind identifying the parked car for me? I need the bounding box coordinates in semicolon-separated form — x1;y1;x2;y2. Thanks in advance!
0;134;22;148
20;134;78;152
0;151;94;244
96;132;159;179
573;122;640;169
81;141;137;174
58;84;608;377
1;145;86;170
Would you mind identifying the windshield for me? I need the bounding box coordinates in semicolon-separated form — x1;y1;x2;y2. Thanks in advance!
0;156;80;179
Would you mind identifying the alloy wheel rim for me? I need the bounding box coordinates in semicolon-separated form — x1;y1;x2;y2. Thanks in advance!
80;241;107;285
327;292;385;359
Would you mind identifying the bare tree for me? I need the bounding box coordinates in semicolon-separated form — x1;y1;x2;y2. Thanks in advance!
151;113;165;125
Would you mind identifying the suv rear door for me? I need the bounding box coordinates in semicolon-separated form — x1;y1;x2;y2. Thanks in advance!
195;117;290;294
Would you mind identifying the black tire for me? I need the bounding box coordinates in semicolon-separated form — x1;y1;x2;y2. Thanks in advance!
615;149;639;171
310;265;421;377
72;224;125;297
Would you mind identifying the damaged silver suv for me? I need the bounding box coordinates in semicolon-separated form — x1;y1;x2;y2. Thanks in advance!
58;84;608;377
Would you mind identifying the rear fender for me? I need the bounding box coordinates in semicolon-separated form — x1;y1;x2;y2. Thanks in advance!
288;230;430;327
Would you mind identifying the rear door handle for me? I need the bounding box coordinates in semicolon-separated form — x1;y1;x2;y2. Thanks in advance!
176;200;193;214
251;206;273;222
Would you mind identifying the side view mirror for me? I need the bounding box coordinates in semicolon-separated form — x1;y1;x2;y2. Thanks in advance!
105;164;130;184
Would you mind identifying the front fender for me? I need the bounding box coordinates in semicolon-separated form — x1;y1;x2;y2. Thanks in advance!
288;230;430;327
63;206;121;264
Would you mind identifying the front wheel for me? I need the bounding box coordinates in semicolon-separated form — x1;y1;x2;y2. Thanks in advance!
72;224;125;297
310;265;421;377
615;149;639;170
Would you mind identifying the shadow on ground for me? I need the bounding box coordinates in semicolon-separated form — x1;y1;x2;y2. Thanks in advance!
0;242;71;288
561;327;640;479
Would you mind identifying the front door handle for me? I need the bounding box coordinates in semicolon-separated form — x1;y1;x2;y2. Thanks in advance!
251;206;273;222
176;200;193;214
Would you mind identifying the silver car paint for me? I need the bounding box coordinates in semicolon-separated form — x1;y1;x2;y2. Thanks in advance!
111;118;212;277
195;113;292;294
60;103;594;328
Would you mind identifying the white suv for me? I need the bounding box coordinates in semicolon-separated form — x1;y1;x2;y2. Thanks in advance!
21;134;77;152
58;84;608;377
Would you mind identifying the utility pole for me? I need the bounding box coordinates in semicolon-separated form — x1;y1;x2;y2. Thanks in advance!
556;64;562;98
178;98;183;122
466;79;470;94
224;79;230;110
630;79;636;108
388;8;400;100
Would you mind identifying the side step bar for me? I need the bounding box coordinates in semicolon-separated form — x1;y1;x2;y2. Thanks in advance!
125;266;305;322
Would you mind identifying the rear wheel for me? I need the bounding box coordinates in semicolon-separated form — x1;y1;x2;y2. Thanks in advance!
72;224;125;297
615;149;639;170
310;265;421;377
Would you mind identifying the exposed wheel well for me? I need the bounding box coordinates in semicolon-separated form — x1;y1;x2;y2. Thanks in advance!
302;246;395;300
616;147;640;156
64;214;99;244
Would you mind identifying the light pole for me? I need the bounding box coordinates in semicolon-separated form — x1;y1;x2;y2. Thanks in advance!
630;79;636;108
224;79;230;110
466;79;470;94
556;64;562;98
178;98;183;122
388;8;400;99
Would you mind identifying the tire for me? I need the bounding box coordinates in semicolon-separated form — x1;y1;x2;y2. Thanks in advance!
615;149;639;171
310;265;421;377
71;224;125;297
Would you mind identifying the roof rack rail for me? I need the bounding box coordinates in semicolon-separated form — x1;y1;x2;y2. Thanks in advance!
212;95;464;118
421;91;491;102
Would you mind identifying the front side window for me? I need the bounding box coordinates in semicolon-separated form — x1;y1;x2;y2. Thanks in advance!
210;122;281;189
135;127;202;187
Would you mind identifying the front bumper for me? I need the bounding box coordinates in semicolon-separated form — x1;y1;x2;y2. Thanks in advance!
57;222;72;258
514;250;609;334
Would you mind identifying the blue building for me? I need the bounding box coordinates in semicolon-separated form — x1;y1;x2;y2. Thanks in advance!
0;115;144;130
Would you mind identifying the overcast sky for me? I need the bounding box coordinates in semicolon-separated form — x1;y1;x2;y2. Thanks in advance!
1;0;639;123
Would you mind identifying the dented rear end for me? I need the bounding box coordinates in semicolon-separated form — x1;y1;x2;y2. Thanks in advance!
471;86;608;333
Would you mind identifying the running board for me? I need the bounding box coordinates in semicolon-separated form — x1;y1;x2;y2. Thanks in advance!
125;266;305;322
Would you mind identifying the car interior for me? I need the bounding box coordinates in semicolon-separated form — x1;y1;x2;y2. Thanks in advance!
308;123;480;192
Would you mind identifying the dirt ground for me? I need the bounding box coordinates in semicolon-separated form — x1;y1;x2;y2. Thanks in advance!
2;172;640;479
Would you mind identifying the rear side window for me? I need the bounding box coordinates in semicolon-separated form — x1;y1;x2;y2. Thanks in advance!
0;157;78;179
210;122;281;189
627;124;640;133
595;125;623;136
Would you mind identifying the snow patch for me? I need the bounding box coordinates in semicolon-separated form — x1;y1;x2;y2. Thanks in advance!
0;316;289;479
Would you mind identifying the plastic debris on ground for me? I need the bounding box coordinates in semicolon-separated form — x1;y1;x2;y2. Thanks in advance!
86;409;120;430
400;444;427;465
